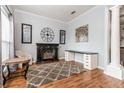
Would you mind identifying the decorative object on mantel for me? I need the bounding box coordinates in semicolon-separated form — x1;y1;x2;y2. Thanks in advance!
22;23;32;44
75;24;88;42
40;27;55;42
60;30;66;44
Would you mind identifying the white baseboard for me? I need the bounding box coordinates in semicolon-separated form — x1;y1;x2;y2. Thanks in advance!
104;64;124;80
98;66;104;70
59;57;65;60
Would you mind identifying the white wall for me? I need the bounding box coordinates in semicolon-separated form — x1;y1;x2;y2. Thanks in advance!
14;10;67;61
66;6;106;69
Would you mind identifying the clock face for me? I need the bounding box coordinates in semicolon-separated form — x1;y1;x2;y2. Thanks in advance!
40;27;55;42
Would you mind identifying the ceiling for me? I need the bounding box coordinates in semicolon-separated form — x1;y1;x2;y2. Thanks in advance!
11;5;95;22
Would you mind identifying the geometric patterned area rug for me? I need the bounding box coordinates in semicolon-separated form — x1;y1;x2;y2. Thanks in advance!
27;62;87;88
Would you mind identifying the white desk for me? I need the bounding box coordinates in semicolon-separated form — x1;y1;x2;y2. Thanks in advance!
65;50;98;70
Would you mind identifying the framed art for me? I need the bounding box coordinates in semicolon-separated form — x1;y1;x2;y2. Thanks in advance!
60;30;66;44
22;23;32;44
75;24;88;42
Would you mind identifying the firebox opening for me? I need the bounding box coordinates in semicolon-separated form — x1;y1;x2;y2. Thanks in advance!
36;43;59;63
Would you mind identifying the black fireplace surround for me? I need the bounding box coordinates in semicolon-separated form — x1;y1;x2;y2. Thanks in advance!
36;43;59;63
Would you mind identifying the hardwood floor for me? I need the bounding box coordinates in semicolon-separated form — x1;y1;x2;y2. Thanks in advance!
41;69;124;88
3;61;124;88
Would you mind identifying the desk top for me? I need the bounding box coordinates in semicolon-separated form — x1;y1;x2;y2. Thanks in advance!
2;57;30;65
65;50;98;54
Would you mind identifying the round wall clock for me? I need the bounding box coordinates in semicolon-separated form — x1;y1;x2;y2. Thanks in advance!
40;27;55;42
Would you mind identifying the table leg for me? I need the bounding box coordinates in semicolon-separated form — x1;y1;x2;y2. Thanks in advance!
24;63;29;79
7;65;10;77
2;65;10;85
2;70;6;85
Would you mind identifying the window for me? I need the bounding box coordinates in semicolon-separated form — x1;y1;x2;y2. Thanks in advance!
1;7;11;62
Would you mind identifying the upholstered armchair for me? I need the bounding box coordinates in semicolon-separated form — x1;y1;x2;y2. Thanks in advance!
15;50;32;65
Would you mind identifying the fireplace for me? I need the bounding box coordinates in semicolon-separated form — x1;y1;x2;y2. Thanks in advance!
36;43;59;63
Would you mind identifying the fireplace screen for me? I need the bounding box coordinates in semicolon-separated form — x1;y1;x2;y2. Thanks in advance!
43;50;54;59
